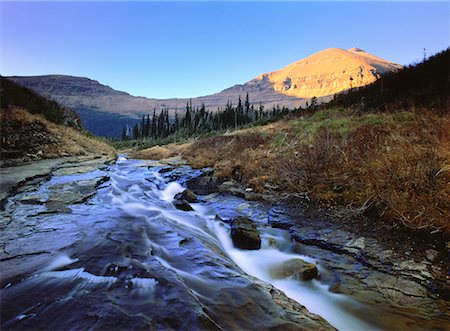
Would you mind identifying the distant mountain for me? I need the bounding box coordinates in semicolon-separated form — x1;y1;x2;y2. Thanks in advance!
256;47;403;99
9;47;402;137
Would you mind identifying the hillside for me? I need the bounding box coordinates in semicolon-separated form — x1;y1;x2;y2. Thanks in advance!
9;48;401;137
0;77;115;166
330;48;450;111
1;77;82;129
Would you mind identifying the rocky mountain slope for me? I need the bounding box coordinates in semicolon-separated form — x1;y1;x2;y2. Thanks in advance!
10;48;401;116
257;47;402;98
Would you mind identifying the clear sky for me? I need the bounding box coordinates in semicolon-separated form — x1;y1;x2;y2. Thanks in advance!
1;1;448;98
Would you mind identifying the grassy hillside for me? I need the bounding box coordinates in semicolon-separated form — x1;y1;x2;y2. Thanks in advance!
1;77;115;164
1;108;116;163
329;48;450;112
1;76;82;128
182;108;449;232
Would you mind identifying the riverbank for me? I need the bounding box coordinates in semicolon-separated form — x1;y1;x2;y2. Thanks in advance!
129;107;450;304
0;154;116;210
130;108;450;233
163;157;450;328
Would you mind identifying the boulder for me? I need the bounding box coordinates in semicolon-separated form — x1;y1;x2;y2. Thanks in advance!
269;258;319;281
174;189;198;203
187;175;221;195
230;216;261;250
173;199;193;211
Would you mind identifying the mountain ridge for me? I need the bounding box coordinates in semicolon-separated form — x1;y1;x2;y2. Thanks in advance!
9;47;402;136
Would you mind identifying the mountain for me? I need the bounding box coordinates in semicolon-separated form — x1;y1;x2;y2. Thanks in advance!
9;47;402;137
256;47;403;99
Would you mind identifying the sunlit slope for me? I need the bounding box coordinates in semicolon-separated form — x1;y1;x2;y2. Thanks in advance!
258;47;402;98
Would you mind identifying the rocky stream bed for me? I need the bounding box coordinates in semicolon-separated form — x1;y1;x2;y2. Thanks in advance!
0;155;448;330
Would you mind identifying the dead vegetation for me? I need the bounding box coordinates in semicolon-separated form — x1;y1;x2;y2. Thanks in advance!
1;107;116;164
182;108;450;233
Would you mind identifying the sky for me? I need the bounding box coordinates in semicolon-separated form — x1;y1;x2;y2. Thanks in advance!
1;1;448;99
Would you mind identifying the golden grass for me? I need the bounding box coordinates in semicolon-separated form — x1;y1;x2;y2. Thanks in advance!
182;108;450;232
128;142;192;160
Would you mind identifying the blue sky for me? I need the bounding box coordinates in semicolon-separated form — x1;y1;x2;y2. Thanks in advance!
1;1;448;98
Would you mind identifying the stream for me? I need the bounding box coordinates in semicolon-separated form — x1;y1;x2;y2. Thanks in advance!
1;156;448;330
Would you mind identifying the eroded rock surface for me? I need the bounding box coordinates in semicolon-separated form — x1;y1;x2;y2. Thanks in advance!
0;158;333;331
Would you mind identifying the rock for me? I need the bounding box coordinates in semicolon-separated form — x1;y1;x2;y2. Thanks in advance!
425;249;438;262
220;181;246;198
268;206;294;230
344;237;366;254
186;175;221;195
230;216;261;250
173;199;193;211
269;258;319;281
174;189;197;203
214;214;227;223
328;273;343;293
158;166;175;173
438;284;450;301
236;202;251;212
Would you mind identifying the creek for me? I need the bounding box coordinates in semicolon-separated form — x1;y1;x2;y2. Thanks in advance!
1;156;447;330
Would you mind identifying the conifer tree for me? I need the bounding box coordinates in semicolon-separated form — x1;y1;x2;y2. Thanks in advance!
121;125;127;141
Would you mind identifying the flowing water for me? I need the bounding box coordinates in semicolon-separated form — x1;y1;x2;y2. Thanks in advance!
0;156;411;330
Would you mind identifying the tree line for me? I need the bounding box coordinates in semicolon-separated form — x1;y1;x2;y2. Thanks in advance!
120;93;292;141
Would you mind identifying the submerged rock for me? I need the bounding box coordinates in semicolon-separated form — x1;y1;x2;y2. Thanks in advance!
328;273;343;293
174;189;198;203
269;258;319;281
230;216;261;250
173;199;194;211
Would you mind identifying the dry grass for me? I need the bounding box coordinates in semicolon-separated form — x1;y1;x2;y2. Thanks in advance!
182;108;450;232
1;107;116;160
128;142;192;160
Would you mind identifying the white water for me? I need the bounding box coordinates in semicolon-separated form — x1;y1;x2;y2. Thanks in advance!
39;268;117;284
209;220;375;331
6;155;378;330
106;156;374;331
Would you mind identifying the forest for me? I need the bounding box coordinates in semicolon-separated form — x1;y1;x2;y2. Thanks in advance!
119;93;300;145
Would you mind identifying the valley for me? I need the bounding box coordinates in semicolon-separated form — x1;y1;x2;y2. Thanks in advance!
1;37;449;331
9;47;402;138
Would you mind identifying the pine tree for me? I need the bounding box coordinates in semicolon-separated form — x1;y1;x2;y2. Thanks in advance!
152;110;157;139
145;115;150;138
245;92;250;114
140;115;145;139
121;125;127;141
132;123;140;140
